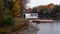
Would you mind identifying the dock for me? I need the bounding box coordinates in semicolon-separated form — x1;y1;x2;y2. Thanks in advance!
29;19;54;23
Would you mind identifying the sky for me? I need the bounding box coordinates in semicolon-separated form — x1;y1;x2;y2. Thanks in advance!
27;0;60;8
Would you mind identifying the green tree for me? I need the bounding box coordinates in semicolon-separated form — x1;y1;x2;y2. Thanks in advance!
51;5;60;19
51;5;59;15
0;0;13;27
32;7;37;13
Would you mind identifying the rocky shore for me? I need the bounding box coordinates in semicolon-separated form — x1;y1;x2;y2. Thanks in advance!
10;22;39;34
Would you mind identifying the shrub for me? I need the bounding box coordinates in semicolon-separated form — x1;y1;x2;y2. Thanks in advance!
0;9;13;27
0;17;28;34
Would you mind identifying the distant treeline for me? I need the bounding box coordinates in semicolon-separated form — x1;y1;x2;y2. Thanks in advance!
27;4;60;19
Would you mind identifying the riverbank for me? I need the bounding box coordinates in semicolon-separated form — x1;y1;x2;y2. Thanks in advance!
10;21;39;34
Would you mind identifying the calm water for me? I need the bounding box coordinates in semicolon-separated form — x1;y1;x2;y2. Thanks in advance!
37;20;60;34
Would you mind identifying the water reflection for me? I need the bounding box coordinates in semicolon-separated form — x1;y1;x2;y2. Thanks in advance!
37;20;60;34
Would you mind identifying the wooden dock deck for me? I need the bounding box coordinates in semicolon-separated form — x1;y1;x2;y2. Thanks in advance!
29;19;54;23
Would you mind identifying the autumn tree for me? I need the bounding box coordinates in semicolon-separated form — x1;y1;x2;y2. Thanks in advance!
0;0;29;33
12;0;28;18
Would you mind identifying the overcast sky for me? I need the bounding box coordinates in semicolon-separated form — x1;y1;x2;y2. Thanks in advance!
27;0;60;8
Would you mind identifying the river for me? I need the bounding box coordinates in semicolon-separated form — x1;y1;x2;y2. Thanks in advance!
19;20;60;34
37;20;60;34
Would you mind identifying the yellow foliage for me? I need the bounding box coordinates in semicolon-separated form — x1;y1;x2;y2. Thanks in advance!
12;0;21;17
